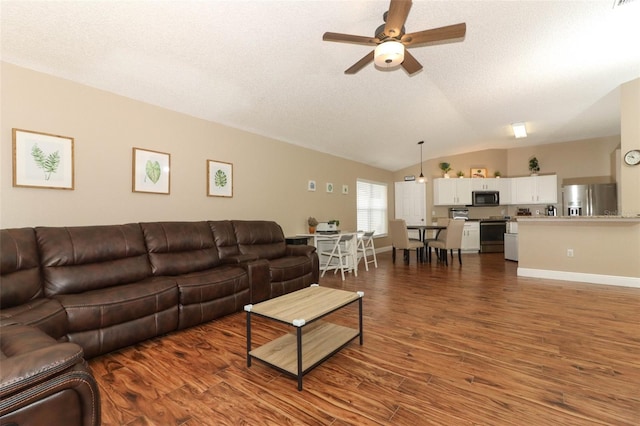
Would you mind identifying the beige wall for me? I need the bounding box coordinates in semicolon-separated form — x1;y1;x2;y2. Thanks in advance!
620;78;640;216
518;218;640;283
0;63;394;240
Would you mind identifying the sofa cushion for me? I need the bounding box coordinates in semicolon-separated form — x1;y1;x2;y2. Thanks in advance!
208;220;241;259
0;228;43;309
0;299;67;340
54;277;178;333
54;277;179;358
269;256;315;282
231;220;287;260
175;266;250;329
141;221;221;275
36;224;151;296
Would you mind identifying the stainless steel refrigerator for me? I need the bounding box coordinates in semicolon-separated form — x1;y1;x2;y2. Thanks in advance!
562;183;617;216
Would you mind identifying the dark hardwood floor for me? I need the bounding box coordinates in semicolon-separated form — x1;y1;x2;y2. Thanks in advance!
89;252;640;425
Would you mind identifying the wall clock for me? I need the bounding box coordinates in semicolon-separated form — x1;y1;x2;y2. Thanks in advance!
624;149;640;166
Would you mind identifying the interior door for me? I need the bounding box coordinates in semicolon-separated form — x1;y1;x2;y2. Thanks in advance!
395;181;426;226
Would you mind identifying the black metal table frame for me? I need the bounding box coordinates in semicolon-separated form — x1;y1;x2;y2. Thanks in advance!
245;292;363;391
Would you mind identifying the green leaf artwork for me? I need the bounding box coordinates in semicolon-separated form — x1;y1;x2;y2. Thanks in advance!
214;169;228;188
145;160;161;184
31;144;60;180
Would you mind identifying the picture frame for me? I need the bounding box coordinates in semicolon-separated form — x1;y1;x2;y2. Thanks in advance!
207;159;233;197
132;148;171;194
326;182;334;193
12;128;74;190
308;180;316;191
471;168;487;178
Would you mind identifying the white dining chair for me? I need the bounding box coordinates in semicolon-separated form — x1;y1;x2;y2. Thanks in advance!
357;231;377;271
319;234;357;280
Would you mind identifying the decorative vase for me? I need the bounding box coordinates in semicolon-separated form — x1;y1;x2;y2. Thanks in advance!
309;226;316;234
444;173;450;179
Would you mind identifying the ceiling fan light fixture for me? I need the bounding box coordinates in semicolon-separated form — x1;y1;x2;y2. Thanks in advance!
374;41;404;68
512;122;528;139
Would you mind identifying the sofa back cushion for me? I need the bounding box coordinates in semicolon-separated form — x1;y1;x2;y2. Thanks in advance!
36;224;151;296
232;220;286;260
141;221;221;275
208;220;240;259
0;228;43;309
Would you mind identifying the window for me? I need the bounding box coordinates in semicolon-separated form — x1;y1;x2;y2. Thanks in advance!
357;179;388;236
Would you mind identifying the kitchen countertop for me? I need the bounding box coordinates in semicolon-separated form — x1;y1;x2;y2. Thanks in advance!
516;216;640;223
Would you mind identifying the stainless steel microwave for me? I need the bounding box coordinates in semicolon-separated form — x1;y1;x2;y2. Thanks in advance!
472;191;499;206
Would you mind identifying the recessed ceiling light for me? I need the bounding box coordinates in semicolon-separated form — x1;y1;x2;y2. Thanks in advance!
512;122;528;139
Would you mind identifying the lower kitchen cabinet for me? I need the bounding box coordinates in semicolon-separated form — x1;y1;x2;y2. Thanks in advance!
461;221;480;252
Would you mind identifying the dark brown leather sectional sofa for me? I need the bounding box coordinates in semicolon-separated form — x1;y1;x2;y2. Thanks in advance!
0;220;318;426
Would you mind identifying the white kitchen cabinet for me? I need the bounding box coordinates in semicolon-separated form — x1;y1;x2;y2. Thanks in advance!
395;181;426;226
471;178;500;191
511;175;557;204
433;178;472;206
461;221;480;251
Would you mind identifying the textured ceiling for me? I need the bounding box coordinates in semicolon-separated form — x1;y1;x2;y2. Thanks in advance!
2;0;639;171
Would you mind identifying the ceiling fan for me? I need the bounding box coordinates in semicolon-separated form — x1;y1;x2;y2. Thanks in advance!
322;0;466;75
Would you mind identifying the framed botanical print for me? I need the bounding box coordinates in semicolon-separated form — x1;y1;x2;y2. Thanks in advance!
12;128;74;189
207;160;233;197
471;168;487;178
132;148;171;194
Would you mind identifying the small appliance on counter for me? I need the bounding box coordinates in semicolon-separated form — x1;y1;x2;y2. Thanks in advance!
316;222;339;234
546;205;557;216
517;208;531;216
448;208;469;220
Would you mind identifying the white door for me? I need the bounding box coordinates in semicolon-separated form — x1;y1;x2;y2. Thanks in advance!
395;181;426;226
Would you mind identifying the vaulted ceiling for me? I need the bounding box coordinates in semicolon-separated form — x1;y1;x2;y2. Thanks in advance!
2;1;639;171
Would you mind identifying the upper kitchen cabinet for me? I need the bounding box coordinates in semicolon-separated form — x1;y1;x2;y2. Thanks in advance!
434;178;472;206
511;175;558;204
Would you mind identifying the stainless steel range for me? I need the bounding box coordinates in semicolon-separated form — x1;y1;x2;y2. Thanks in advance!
479;217;507;253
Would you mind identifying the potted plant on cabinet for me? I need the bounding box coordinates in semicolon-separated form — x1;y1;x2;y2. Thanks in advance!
307;216;318;233
494;171;502;178
456;170;465;178
529;157;540;175
439;162;452;178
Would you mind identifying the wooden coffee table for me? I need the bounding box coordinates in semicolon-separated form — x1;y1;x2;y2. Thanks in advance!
245;284;363;390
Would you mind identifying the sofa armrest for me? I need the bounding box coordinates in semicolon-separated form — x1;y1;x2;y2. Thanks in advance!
0;343;83;396
222;253;259;264
233;259;271;303
285;244;316;258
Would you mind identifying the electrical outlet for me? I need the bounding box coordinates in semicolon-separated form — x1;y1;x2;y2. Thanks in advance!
536;209;540;215
567;249;574;257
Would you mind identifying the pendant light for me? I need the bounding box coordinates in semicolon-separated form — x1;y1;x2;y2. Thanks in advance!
417;141;426;183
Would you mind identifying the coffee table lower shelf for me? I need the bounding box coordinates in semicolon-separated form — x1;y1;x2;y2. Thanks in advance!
249;322;359;380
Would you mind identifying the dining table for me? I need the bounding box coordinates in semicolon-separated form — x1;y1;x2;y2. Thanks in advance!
406;224;447;243
406;224;448;262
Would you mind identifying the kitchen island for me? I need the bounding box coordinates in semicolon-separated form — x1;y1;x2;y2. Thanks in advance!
516;216;640;288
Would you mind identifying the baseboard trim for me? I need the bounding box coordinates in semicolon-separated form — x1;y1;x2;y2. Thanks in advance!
518;268;640;288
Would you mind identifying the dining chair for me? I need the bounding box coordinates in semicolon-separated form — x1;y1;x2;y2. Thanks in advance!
427;219;465;265
319;234;357;280
424;218;450;262
388;219;423;264
357;231;377;271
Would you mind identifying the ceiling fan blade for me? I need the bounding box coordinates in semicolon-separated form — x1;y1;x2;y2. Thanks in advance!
401;50;423;75
383;0;412;38
401;23;466;46
323;32;379;46
345;51;375;74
